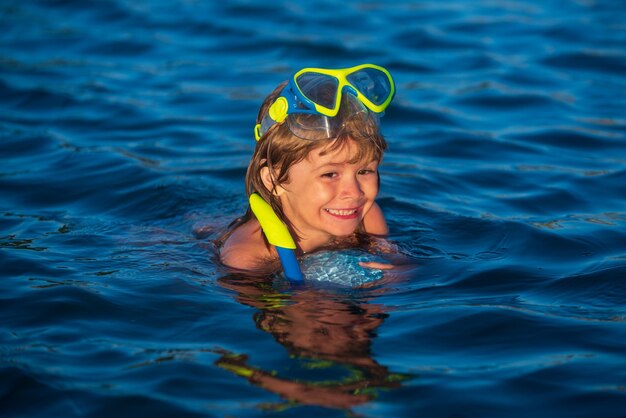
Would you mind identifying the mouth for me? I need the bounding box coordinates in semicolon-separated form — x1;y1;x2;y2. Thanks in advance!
323;207;361;220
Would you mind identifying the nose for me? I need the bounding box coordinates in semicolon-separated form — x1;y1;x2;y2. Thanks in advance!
339;174;364;200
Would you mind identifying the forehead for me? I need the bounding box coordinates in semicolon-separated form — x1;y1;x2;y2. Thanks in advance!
306;139;377;166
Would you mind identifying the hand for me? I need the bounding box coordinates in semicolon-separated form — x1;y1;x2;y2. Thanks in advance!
359;261;394;270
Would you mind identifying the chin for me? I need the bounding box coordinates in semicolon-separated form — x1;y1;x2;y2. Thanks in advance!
327;224;360;238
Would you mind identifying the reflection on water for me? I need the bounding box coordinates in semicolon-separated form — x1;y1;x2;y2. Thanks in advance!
216;275;410;410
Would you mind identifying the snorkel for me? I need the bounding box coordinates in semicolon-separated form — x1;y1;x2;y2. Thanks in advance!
249;193;303;282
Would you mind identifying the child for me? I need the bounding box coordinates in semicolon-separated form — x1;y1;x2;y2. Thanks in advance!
219;64;395;272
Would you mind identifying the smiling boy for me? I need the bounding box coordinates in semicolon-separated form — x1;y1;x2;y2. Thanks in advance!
219;64;394;272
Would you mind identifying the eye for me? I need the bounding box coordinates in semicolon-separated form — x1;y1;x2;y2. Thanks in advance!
321;172;338;179
358;168;377;175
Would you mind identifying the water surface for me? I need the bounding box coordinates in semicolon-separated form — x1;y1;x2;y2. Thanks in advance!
1;1;626;417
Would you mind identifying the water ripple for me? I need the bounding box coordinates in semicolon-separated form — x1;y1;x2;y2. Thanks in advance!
2;0;626;416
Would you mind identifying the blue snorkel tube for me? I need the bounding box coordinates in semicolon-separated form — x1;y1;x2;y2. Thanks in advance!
249;193;304;282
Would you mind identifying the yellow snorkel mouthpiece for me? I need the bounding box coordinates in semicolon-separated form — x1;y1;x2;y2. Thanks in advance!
249;193;296;249
249;193;303;282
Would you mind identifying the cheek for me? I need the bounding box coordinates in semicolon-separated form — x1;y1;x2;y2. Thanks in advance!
362;177;380;197
307;182;336;202
285;182;333;212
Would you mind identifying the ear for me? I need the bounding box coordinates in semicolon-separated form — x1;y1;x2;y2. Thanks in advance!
260;166;285;196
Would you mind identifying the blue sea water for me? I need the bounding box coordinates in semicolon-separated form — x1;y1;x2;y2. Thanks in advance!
1;0;626;416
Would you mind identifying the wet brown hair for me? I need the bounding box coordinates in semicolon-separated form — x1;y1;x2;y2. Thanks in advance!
217;79;388;247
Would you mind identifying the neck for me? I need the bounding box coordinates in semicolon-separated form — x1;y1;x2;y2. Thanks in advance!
297;231;361;256
294;231;334;255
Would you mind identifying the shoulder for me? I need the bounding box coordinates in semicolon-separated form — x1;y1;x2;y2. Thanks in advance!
362;202;388;235
219;219;275;270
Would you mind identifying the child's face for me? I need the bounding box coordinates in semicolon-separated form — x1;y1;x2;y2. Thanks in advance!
277;139;380;249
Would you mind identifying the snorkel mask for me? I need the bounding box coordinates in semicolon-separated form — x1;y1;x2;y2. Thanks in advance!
254;64;395;141
250;64;395;283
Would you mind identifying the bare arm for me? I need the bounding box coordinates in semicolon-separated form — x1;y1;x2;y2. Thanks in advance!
360;202;396;270
219;220;274;270
362;201;388;235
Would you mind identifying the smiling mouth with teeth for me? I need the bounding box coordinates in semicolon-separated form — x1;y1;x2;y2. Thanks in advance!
324;208;360;218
